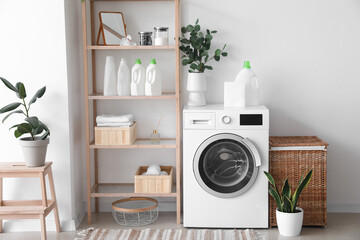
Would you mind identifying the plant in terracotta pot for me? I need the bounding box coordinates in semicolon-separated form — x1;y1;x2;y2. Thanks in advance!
0;77;50;167
264;170;313;237
179;19;228;106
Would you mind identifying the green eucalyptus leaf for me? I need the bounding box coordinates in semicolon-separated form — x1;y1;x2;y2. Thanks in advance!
28;86;46;106
214;56;220;61
0;102;22;114
15;82;26;99
211;30;217;34
195;19;199;24
201;51;208;57
205;55;209;62
198;32;203;38
221;52;228;57
186;25;194;32
0;77;17;92
2;110;25;123
215;49;221;57
206;29;210;35
194;25;200;32
181;27;186;33
205;66;213;70
182;59;188;66
206;34;213;40
190;63;197;70
222;44;227;50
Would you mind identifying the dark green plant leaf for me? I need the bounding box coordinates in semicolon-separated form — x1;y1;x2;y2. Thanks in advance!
205;55;209;62
281;179;291;199
25;116;40;129
269;186;282;212
222;44;227;50
221;52;228;57
214;56;220;61
17;123;33;134
9;124;19;130
201;51;208;57
14;129;23;138
198;32;203;38
194;25;200;32
195;19;199;24
29;86;46;106
283;195;292;213
190;63;197;70
0;102;22;114
0;77;17;92
186;25;194;32
205;66;213;70
206;34;213;40
215;49;221;57
2;110;25;123
34;125;44;135
211;30;217;34
15;82;26;99
182;59;188;66
206;29;210;35
292;170;313;212
181;27;186;33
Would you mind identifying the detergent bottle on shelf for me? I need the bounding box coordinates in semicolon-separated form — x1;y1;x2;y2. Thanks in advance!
234;61;259;106
145;59;162;96
103;56;117;96
131;59;145;96
117;58;130;96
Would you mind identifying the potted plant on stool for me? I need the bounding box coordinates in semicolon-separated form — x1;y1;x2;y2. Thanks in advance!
264;170;313;237
179;19;228;107
0;77;50;167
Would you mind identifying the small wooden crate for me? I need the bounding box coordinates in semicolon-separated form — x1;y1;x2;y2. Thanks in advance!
269;136;328;227
134;166;173;193
95;122;137;145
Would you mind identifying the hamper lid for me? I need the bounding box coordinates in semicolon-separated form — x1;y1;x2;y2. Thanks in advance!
269;136;328;147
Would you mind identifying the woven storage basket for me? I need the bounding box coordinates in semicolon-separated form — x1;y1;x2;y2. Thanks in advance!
269;136;328;227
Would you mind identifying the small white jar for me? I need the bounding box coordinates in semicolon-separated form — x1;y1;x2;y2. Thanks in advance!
154;27;169;45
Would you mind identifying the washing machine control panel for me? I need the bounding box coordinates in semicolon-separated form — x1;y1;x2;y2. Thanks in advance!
221;115;231;124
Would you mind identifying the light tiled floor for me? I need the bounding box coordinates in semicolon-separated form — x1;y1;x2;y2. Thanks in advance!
0;212;359;240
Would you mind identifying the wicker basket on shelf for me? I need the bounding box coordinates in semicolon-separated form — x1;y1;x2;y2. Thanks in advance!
269;136;328;227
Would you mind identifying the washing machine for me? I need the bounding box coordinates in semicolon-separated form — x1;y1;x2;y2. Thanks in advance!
183;104;269;228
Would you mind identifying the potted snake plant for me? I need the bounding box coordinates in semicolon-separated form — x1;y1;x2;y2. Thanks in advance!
179;19;228;106
264;170;313;236
0;77;50;167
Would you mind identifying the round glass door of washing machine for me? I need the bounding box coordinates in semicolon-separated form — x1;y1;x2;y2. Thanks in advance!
193;133;261;198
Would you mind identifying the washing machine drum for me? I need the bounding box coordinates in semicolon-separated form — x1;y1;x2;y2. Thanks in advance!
193;133;261;198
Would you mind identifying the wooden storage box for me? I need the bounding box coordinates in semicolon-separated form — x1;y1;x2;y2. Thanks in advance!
95;122;137;145
134;166;173;193
269;136;328;227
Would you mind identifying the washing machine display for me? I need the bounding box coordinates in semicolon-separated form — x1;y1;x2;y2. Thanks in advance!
193;133;260;198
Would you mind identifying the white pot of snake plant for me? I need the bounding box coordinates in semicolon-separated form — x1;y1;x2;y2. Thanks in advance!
264;170;313;237
0;77;50;167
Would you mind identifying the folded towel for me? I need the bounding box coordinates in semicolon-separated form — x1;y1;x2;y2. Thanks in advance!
96;114;133;124
97;121;133;127
146;164;161;175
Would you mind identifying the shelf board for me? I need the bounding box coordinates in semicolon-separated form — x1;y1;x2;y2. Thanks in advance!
89;138;176;149
87;45;175;50
91;183;177;198
92;0;173;2
88;92;177;100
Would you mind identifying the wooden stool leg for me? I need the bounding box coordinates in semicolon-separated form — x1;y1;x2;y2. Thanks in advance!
40;173;48;207
0;177;2;233
40;214;47;240
48;168;61;232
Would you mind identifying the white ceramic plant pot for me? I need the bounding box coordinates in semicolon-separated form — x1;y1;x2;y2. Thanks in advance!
276;207;304;237
19;137;50;167
186;72;207;107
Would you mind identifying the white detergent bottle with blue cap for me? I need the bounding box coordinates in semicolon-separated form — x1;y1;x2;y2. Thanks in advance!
145;59;162;96
234;61;259;106
131;59;145;96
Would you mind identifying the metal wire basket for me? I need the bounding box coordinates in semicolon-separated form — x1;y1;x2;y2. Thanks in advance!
112;197;159;226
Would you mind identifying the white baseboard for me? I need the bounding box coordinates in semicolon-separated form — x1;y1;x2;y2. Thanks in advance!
2;205;86;232
328;204;360;213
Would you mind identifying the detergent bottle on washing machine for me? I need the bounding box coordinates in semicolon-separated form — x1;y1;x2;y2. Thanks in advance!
234;61;259;106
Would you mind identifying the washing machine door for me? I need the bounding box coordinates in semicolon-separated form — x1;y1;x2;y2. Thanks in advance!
193;133;261;198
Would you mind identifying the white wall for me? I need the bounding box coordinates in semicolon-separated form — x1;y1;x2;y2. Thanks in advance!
0;0;83;231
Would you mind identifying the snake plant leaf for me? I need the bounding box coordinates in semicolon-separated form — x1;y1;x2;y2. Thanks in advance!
15;82;26;99
17;123;32;134
269;186;282;212
25;116;40;129
281;178;291;199
0;77;17;92
29;86;46;106
264;171;276;187
283;195;293;213
2;110;25;123
291;170;313;212
0;102;22;114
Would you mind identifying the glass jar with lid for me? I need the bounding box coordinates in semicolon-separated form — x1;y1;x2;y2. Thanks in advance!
154;27;169;46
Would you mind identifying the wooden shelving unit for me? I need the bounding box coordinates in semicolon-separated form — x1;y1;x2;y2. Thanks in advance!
81;0;181;224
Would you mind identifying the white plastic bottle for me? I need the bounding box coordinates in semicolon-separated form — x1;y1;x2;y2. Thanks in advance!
117;58;130;96
145;59;162;96
103;56;117;96
131;59;145;96
234;61;259;106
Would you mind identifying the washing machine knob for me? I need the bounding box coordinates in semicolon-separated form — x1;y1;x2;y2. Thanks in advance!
222;116;231;124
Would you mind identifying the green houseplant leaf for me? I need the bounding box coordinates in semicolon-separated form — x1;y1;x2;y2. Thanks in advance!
291;170;313;212
15;82;27;99
0;102;22;114
0;77;17;92
269;186;282;212
29;86;46;106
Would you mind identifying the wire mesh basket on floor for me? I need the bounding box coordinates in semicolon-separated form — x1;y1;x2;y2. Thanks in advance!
112;197;159;227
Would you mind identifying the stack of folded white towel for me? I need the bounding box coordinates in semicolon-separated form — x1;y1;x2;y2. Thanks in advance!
96;114;134;127
142;164;168;175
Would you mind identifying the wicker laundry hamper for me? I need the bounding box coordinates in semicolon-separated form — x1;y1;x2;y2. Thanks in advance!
269;136;328;227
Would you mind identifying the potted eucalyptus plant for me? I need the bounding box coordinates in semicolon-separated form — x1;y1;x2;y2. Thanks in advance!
180;19;228;106
264;170;313;236
0;77;50;167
